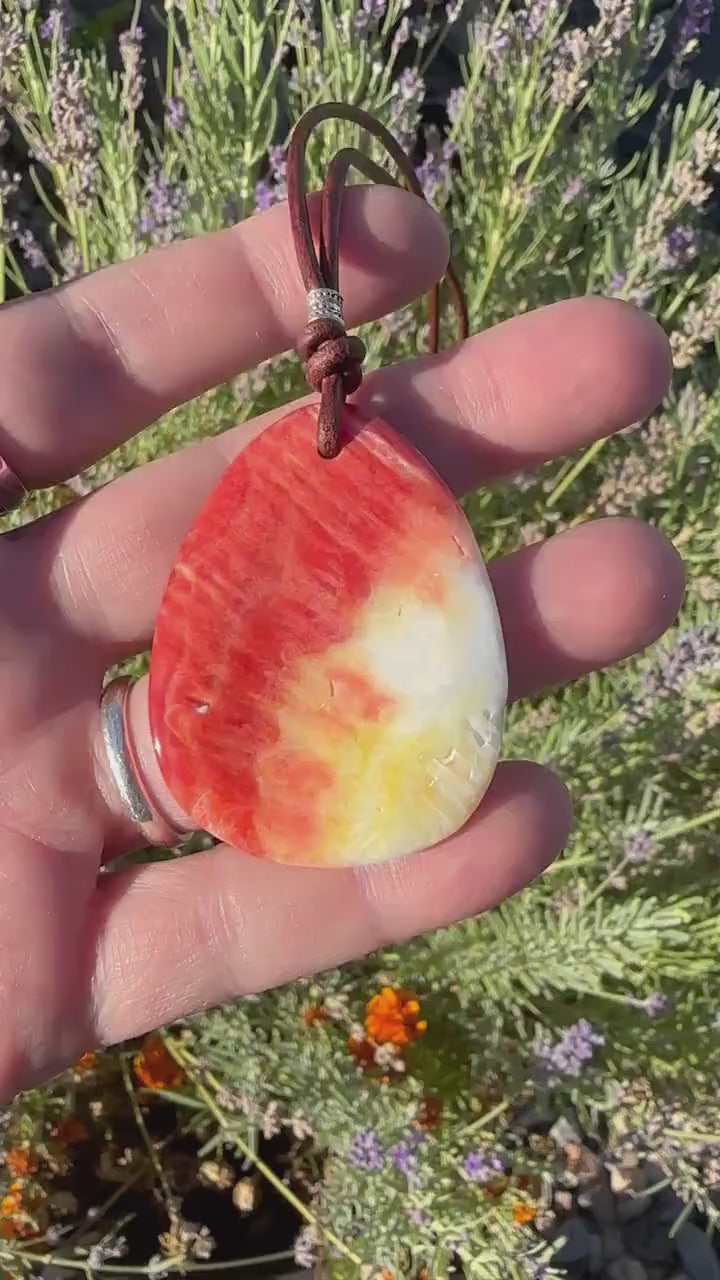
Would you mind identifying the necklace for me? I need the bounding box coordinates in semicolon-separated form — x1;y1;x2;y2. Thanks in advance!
148;103;507;868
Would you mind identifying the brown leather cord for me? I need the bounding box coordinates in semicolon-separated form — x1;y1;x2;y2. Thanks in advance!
286;102;469;459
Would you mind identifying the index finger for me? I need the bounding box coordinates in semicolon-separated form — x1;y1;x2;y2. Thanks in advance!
0;186;448;488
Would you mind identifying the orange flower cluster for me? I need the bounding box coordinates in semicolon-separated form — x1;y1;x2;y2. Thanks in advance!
133;1034;186;1091
5;1146;38;1179
73;1051;98;1074
1;1186;22;1217
301;1004;328;1026
364;987;427;1047
0;1181;36;1241
512;1202;537;1225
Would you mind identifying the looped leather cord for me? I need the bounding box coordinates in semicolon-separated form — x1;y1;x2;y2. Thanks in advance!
286;102;469;459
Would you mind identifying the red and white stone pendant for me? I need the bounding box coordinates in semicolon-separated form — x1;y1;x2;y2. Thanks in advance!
149;405;507;867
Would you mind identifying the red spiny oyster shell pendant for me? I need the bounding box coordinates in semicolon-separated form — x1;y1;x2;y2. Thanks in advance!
149;406;507;867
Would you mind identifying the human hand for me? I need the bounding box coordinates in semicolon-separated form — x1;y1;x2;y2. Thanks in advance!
0;187;682;1099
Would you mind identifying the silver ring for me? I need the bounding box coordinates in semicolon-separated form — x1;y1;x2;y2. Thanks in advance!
307;287;344;325
99;676;187;848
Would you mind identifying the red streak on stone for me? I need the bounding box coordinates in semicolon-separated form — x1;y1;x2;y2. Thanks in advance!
325;665;395;723
148;404;463;860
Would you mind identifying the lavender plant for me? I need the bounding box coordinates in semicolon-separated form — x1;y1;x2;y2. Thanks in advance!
0;0;720;1273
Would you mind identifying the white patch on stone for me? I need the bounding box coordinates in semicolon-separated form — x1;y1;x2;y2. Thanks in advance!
354;555;507;731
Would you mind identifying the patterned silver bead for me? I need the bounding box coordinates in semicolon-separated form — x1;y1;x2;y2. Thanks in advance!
307;287;344;325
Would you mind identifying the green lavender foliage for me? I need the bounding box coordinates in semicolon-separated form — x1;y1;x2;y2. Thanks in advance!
0;0;719;1273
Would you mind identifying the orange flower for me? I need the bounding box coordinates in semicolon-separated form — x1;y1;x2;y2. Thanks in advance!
1;1189;22;1217
133;1035;186;1091
416;1095;443;1131
73;1051;98;1074
364;987;426;1047
302;1004;328;1026
0;1218;18;1240
512;1201;537;1225
52;1117;88;1145
5;1146;38;1179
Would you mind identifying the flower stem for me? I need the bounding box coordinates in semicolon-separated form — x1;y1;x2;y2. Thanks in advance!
120;1057;177;1220
165;1037;363;1267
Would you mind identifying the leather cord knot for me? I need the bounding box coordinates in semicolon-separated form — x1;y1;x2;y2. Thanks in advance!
286;103;469;459
298;318;366;396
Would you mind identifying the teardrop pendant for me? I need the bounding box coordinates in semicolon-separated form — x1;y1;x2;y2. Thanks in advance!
149;404;506;867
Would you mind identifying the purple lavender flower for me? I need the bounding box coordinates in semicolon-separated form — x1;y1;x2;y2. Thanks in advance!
389;69;424;152
523;0;554;38
15;227;48;272
416;136;455;204
39;0;74;42
46;54;98;208
254;180;275;213
165;96;187;132
353;0;385;36
534;1019;605;1082
675;0;713;53
609;271;626;293
138;171;189;245
119;25;144;113
491;27;510;51
391;14;410;51
624;828;655;864
58;240;83;280
642;992;672;1018
629;624;720;722
462;1149;504;1182
396;67;424;101
659;225;698;271
348;1129;384;1172
268;145;286;183
391;1133;424;1186
446;86;465;124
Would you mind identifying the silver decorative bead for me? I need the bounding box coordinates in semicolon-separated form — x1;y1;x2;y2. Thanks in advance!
307;287;344;325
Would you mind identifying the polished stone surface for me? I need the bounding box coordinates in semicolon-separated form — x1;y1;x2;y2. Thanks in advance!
149;404;507;867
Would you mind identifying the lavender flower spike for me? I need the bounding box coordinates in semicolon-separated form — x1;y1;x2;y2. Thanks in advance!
119;26;144;114
391;1132;424;1185
624;828;655;864
462;1149;504;1182
534;1018;605;1082
165;96;187;132
348;1129;385;1172
642;992;672;1018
